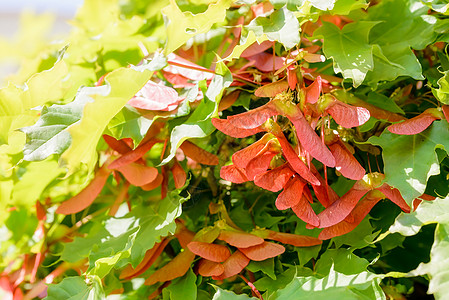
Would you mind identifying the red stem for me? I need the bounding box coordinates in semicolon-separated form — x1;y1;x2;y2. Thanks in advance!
239;274;264;300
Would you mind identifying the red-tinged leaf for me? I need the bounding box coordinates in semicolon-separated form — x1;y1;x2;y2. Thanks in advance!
166;53;214;81
163;72;192;88
377;184;410;213
179;140;219;165
287;67;298;90
239;242;285;261
311;170;339;208
108;139;159;169
116;163;159;186
220;164;249;184
0;277;13;300
245;150;278;180
232;133;275;169
219;90;240;112
276;177;305;210
291;194;320;227
255;80;289;98
145;250;195;285
141;173;164;191
442;105;449;121
303;52;325;63
35;201;46;221
253;164;295;192
329;142;365;180
305;76;321;104
175;224;195;249
318;190;383;240
326;101;370;128
317;188;369;228
387;110;440;135
212;250;250;280
171;161;186;189
197;259;224;277
120;239;170;280
241;40;274;58
271;126;320;185
346;97;405;123
103;135;132;154
227;101;279;129
109;182;130;216
273;99;336;167
187;242;231;262
128;80;184;111
412;194;435;211
264;230;322;247
211;118;264;138
218;230;264;248
56;166;110;215
161;166;168;199
246;52;285;72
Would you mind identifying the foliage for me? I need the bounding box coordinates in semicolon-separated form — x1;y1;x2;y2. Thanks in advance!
1;0;449;299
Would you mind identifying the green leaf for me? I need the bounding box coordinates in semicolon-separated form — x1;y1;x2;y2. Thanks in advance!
163;269;197;300
107;105;154;146
20;88;94;161
254;266;313;294
314;21;378;87
11;160;63;206
411;223;449;300
369;121;449;205
389;196;449;237
60;67;153;173
330;0;368;15
211;285;257;300
270;266;385;300
384;197;449;299
62;191;187;277
246;7;300;49
314;249;370;276
363;0;437;84
366;92;404;114
247;258;277;280
367;0;437;50
61;222;110;263
433;70;449;105
0;59;69;146
162;0;232;55
331;217;378;249
422;0;449;14
364;44;423;85
45;276;90;300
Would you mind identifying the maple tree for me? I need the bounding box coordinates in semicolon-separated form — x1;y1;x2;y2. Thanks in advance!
1;0;449;299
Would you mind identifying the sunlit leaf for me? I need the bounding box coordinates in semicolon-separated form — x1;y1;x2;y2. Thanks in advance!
246;7;300;49
162;0;232;54
314;21;378;87
369;121;449;205
61;67;153;173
